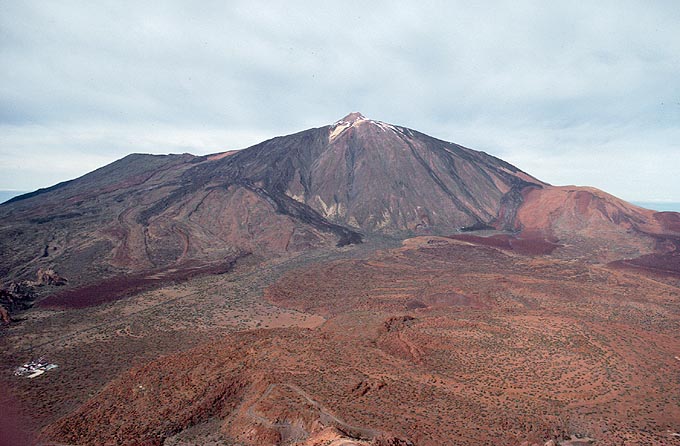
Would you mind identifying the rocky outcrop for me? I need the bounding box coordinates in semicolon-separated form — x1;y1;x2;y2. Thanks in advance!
0;305;10;324
36;268;67;286
0;269;66;323
0;281;35;323
383;315;416;332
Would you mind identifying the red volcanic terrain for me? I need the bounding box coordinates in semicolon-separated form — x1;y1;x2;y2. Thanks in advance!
1;114;679;445
35;238;680;446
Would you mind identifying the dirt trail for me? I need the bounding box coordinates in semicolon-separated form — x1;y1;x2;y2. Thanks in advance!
112;205;134;264
397;331;424;364
247;383;380;440
173;225;191;261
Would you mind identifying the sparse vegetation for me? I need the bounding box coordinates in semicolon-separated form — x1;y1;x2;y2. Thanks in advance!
4;236;676;445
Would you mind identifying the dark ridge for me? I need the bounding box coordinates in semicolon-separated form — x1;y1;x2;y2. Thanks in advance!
493;182;541;230
3;179;74;205
134;126;364;246
398;128;545;227
39;254;249;309
396;133;482;223
344;131;360;202
238;180;363;246
3;153;196;208
146;126;366;246
177;127;330;189
460;222;495;232
405;128;488;166
406;128;544;185
427;140;495;221
190;155;209;163
136;182;202;225
29;212;83;225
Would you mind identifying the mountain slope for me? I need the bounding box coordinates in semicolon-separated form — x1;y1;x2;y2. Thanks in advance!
184;112;544;233
514;185;680;262
0;113;543;286
1;113;678;295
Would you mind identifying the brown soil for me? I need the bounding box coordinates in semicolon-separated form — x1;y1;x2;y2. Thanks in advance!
38;257;244;309
29;237;680;446
609;237;680;278
655;211;680;232
447;233;561;255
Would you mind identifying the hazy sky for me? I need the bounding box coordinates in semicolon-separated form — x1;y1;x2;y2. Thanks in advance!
1;1;679;201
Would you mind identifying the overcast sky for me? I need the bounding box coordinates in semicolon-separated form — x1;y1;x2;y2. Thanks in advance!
1;1;679;202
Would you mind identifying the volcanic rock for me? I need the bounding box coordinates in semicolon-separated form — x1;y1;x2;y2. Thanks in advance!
36;268;67;286
2;113;678;292
0;281;35;321
3;112;680;446
0;304;10;324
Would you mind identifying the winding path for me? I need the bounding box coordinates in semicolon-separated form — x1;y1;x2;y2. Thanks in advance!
246;383;380;440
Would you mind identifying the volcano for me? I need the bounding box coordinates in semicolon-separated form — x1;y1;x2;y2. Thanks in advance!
2;113;676;291
0;113;544;282
2;114;680;446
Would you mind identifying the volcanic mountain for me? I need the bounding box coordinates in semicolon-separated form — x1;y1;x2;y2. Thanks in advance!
2;112;677;296
3;113;680;446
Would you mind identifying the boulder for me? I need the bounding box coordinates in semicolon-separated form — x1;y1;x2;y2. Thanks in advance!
36;268;67;286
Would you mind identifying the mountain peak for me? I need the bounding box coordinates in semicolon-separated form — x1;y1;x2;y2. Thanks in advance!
337;112;366;123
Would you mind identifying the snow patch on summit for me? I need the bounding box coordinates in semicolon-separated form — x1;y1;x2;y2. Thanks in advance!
370;120;400;133
329;121;351;142
329;112;401;142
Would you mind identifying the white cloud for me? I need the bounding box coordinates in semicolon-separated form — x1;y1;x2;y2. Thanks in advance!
1;1;679;199
0;123;271;189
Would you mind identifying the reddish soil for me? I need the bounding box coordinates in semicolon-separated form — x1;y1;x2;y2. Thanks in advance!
655;211;680;232
3;114;680;446
610;237;680;278
39;237;680;446
447;233;561;255
38;257;244;309
0;386;37;446
513;186;676;262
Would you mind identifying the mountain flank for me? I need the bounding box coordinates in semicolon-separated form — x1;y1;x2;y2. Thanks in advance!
0;113;678;309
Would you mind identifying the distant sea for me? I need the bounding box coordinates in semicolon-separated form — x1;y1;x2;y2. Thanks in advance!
0;190;28;203
632;201;680;212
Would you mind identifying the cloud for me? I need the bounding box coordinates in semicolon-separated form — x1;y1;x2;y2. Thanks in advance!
0;122;270;189
431;118;680;202
1;1;679;200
